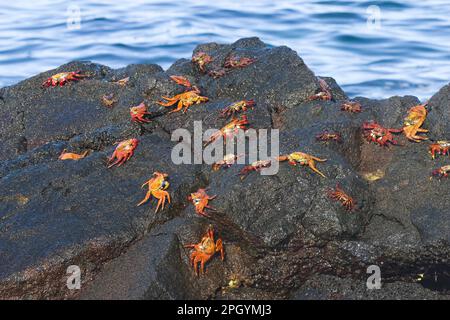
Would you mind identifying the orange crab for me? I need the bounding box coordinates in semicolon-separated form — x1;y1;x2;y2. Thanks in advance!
402;103;428;142
328;184;356;211
278;152;327;178
169;75;192;88
341;100;362;113
224;54;255;69
192;51;213;73
362;121;402;147
432;165;450;179
157;87;208;113
316;130;342;143
239;159;272;180
212;154;241;171
114;76;129;86
107;138;139;168
137;172;171;212
102;93;117;108
58;149;88;161
309;78;333;101
205;115;249;145
184;226;224;276
188;188;217;217
220;100;255;118
130;102;151;123
42;71;87;87
429;140;450;159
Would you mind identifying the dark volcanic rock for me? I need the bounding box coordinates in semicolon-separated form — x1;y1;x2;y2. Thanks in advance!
0;37;449;300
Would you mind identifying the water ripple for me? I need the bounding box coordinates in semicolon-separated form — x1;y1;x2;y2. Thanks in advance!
0;0;449;99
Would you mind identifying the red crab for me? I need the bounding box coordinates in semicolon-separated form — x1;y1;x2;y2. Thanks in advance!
316;130;342;143
429;140;450;159
362;121;402;147
341;101;362;113
205;115;249;145
130;102;151;123
220;100;255;118
169;75;192;89
107;138;139;168
192;51;213;73
239;159;272;180
184;226;224;276
432;165;450;178
309;78;333;101
212;154;241;171
224;54;255;69
328;184;356;211
42;71;87;87
188;188;217;217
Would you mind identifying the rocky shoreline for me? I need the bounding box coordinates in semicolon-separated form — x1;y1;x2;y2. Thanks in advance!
0;37;449;300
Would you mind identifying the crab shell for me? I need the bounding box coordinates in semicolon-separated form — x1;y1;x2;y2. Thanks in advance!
59;150;88;161
130;102;151;123
278;152;327;178
107;138;139;168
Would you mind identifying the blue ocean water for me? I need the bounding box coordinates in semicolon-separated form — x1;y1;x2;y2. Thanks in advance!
1;0;449;99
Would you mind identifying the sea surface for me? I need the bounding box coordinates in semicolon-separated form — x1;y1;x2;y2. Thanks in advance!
1;0;450;99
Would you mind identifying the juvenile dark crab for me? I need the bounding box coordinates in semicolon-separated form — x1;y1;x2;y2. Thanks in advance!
192;51;213;73
328;184;356;211
184;226;224;276
362;121;402;147
432;165;450;179
341;100;362;113
429;140;450;159
224;54;255;69
316;130;342;143
239;160;272;180
309;78;333;101
42;71;87;87
220;99;255;118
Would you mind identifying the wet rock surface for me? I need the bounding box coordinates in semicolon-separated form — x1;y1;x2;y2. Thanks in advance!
0;38;449;300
